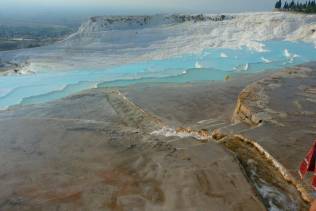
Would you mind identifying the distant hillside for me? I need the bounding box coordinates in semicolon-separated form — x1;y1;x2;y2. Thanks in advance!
0;23;76;51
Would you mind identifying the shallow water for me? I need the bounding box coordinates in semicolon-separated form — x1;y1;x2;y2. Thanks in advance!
220;136;309;211
0;41;316;109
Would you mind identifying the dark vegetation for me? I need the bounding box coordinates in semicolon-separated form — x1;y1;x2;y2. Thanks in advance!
0;24;75;51
172;14;233;23
275;0;316;13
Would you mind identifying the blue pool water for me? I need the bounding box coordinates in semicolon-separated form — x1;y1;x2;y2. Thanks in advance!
0;41;316;109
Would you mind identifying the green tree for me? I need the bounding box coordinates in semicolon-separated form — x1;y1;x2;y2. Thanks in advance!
289;0;295;9
275;0;282;8
274;0;316;13
283;1;289;10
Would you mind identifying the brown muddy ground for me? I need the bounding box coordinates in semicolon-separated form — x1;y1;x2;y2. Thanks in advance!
1;63;315;210
213;63;316;197
0;87;265;210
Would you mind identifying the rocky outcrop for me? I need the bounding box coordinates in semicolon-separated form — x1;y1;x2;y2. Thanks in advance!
175;127;211;139
232;84;267;126
222;64;316;204
77;14;234;33
232;66;313;126
104;89;164;132
129;64;316;209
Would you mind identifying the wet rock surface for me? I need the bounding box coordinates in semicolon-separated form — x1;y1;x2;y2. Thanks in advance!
122;66;316;209
1;63;316;210
215;135;309;210
121;73;268;128
222;63;316;198
0;86;265;210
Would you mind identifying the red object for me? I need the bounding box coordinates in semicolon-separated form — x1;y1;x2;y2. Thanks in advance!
299;141;316;190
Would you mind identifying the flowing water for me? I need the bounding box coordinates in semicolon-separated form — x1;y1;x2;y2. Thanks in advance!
1;41;316;109
220;136;309;211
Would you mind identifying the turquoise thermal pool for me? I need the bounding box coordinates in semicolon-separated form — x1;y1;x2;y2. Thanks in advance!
0;41;316;109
